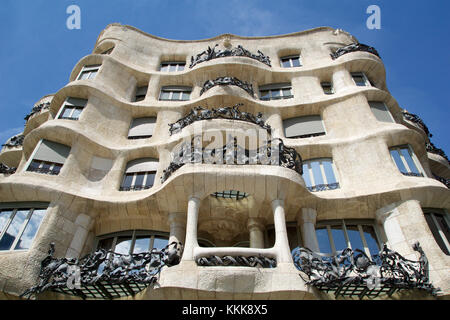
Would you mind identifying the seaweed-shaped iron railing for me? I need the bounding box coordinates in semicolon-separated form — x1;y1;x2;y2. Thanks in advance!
330;43;380;60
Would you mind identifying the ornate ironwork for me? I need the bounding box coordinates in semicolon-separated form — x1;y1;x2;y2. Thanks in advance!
24;102;51;121
197;255;276;268
426;141;450;164
168;103;271;135
161;137;302;183
293;242;440;299
2;134;24;148
307;182;340;192
21;241;182;300
402;111;431;138
190;44;271;68
433;174;450;189
330;43;380;60
200;76;254;97
0;163;16;175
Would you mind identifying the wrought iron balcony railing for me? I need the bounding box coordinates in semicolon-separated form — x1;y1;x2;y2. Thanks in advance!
292;242;440;300
200;77;254;97
168;103;271;135
2;134;24;148
402;111;431;138
0;163;16;175
433;174;450;189
21;242;182;300
426;141;450;164
161;137;302;183
330;43;380;60
189;44;271;68
24;102;51;122
197;255;276;268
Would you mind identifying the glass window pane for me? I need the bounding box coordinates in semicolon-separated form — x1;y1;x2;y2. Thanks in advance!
61;107;73;118
315;227;332;253
79;71;90;80
71;108;82;120
28;160;41;171
271;90;281;99
152;237;168;250
122;174;133;189
14;209;46;250
160;65;168;72
311;161;324;186
353;75;366;86
282;59;291;68
51;163;62;175
302;163;312;188
0;210;29;250
0;210;13;234
260;90;270;100
361;225;380;257
435;214;450;244
133;236;151;253
287;226;299;251
88;71;98;79
41;162;51;172
181;92;190;100
346;225;365;251
282;88;292;97
424;213;449;255
292;58;300;67
400;148;420;174
169;64;177;72
134;172;145;188
171;91;180;100
177;64;185;71
160;91;170;100
114;236;132;254
390;149;407;173
322;160;337;184
145;172;156;188
330;226;347;251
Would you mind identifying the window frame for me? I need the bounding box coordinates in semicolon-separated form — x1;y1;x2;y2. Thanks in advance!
259;83;293;101
302;158;340;192
76;64;101;81
283;115;327;139
321;82;334;95
369;101;395;123
315;219;383;259
94;230;169;254
134;86;148;102
389;145;425;177
56;98;87;121
24;139;70;175
120;170;157;191
160;61;186;72
423;208;450;255
351;72;371;87
0;203;48;252
280;55;301;68
159;86;192;101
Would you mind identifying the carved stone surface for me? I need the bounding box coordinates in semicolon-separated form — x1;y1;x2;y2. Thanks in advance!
24;102;51;121
200;76;254;97
330;43;380;60
21;242;182;299
0;163;16;174
189;44;271;68
292;242;440;299
2;134;24;148
161;137;302;183
168;103;271;135
197;255;276;268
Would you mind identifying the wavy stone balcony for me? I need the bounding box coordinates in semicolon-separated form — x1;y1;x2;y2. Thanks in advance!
0;133;24;168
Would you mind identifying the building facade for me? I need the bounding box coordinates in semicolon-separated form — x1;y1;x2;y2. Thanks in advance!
0;24;449;300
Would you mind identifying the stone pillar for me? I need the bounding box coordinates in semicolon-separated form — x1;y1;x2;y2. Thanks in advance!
181;196;200;261
297;208;319;252
271;199;293;263
332;67;354;93
247;218;265;249
65;213;92;258
168;212;186;246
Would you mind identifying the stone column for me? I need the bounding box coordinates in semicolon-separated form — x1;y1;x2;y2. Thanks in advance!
272;199;293;263
247;218;265;249
332;67;354;93
297;208;319;252
65;213;92;258
168;212;186;246
181;196;200;261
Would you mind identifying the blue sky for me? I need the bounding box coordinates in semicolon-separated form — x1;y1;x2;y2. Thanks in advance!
0;0;448;155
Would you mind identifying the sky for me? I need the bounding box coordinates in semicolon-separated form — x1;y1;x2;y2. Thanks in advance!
0;0;448;156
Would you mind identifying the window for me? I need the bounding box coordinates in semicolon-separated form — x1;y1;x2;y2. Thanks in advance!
302;158;340;192
389;145;423;177
58;98;87;120
128;117;156;139
423;209;450;255
96;230;169;254
0;204;47;251
280;55;301;68
211;190;249;200
315;220;381;259
351;72;371;87
266;222;302;250
321;82;334;95
134;86;148;102
27;140;71;175
101;47;114;55
77;65;101;80
160;62;185;72
120;158;158;191
159;86;191;101
259;83;293;101
283;115;326;139
369;101;394;123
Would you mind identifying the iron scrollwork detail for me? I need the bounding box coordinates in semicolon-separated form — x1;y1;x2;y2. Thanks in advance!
293;242;440;299
24;102;51;122
2;134;24;148
161;137;302;183
200;76;254;97
330;43;380;60
168;103;271;135
197;255;276;268
190;44;271;68
0;163;16;174
21;241;182;299
426;141;450;164
433;174;450;189
402;111;431;138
